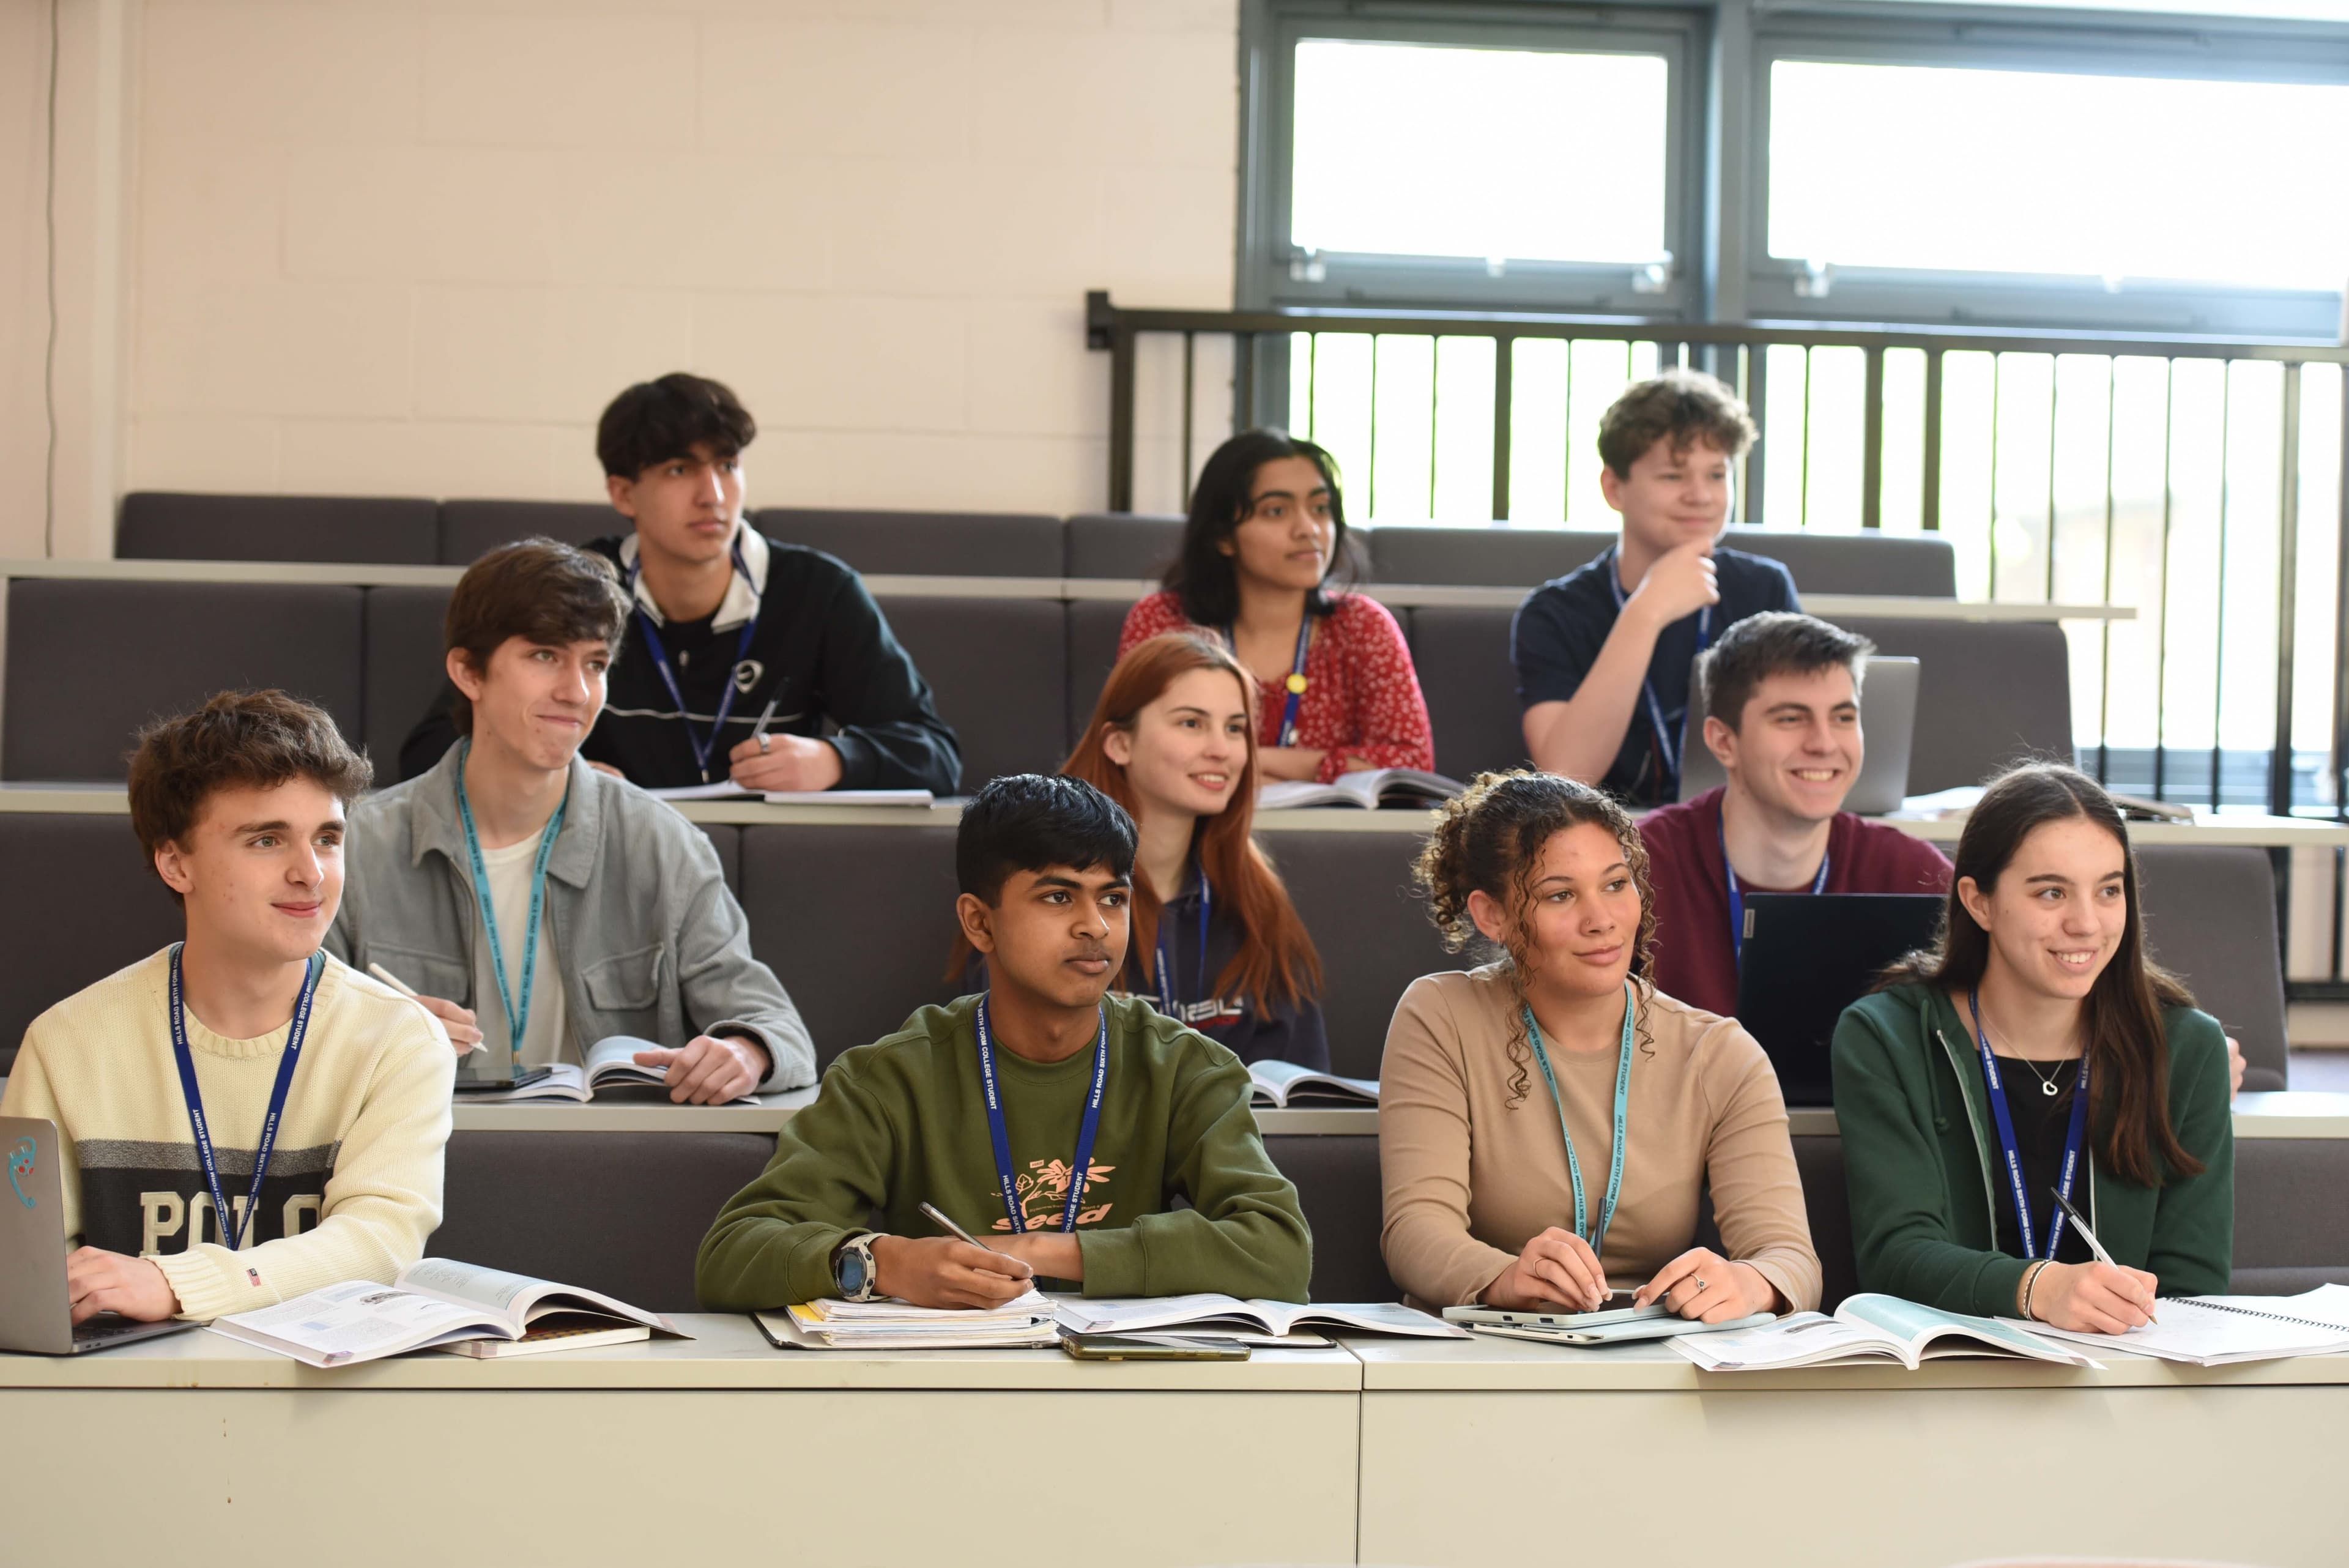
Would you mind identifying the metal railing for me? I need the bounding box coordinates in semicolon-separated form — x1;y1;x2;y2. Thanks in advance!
1086;291;2349;816
1088;291;2349;995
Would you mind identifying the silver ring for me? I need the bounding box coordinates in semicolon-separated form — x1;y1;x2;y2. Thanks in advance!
1691;1275;1710;1292
757;734;771;754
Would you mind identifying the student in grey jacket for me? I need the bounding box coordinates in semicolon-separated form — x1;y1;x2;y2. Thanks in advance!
330;538;815;1101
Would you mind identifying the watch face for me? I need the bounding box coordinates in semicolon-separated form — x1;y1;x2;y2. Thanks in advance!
836;1244;869;1298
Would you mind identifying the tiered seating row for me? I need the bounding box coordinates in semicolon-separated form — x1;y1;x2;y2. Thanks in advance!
116;491;1962;594
2;579;2073;793
0;809;2288;1091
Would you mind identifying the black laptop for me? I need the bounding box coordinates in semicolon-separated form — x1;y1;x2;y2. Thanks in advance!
1735;894;1944;1106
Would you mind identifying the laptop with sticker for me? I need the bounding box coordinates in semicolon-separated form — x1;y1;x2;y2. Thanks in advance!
0;1115;199;1355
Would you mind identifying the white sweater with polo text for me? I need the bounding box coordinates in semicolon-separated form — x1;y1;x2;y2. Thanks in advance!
0;948;455;1320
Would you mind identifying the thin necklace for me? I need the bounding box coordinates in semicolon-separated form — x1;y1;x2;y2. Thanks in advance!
1976;999;2071;1099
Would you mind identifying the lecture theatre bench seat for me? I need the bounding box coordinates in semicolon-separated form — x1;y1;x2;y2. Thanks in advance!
0;813;2290;1093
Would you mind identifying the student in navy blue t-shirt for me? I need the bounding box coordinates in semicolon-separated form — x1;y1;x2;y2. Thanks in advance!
1513;370;1798;808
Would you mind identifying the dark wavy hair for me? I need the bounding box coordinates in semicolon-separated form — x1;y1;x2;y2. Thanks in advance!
1163;428;1356;628
596;372;757;480
1413;771;1659;1107
1876;762;2200;1188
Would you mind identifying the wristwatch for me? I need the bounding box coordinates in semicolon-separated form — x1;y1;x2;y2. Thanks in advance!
832;1233;879;1302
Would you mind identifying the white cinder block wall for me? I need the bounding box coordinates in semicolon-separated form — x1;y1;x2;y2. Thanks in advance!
10;0;1241;555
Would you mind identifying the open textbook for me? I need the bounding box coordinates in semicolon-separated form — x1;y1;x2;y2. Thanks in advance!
645;781;935;806
207;1258;685;1367
2008;1284;2349;1367
1674;1294;2102;1371
757;1290;1060;1350
1054;1296;1464;1340
1257;768;1463;811
458;1035;760;1104
1249;1059;1379;1108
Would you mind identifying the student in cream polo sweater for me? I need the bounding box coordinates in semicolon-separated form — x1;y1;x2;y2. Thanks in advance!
0;691;454;1325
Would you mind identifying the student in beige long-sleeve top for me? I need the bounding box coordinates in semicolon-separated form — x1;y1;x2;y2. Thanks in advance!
1379;770;1820;1319
0;691;454;1325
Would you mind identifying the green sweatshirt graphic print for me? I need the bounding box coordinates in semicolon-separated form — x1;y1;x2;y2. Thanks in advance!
696;993;1313;1307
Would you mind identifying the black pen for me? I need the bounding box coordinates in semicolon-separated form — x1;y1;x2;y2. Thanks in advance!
2050;1184;2156;1324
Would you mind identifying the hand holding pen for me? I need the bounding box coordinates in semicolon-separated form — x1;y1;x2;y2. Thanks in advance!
2023;1186;2161;1334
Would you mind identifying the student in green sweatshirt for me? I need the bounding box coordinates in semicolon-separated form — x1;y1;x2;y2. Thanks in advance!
1833;764;2233;1332
696;773;1312;1309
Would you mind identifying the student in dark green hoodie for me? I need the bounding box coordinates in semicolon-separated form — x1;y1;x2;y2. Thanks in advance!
1833;764;2232;1333
696;773;1312;1310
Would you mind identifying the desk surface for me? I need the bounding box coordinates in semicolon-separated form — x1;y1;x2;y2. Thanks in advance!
2;784;2339;846
0;1311;1360;1392
13;1313;2346;1397
433;1088;2349;1139
1339;1329;2349;1392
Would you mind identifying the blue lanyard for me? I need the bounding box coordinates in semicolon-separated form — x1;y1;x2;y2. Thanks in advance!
1224;617;1314;748
1521;978;1637;1258
974;995;1108;1234
168;942;322;1254
1720;816;1829;968
1604;546;1712;785
1969;989;2092;1261
1154;875;1213;1016
628;541;761;782
455;740;566;1060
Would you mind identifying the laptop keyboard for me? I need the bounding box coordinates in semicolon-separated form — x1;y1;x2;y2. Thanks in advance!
72;1317;161;1345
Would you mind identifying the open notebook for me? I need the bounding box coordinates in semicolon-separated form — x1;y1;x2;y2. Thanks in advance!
459;1035;759;1104
2010;1284;2349;1367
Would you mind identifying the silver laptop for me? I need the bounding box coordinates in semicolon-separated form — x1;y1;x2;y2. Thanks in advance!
1;1115;199;1354
1678;656;1920;817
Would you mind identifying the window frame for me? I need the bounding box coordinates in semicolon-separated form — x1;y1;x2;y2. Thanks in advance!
1742;6;2349;336
1239;1;1712;319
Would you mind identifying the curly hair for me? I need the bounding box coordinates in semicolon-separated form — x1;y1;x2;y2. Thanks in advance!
1411;771;1660;1107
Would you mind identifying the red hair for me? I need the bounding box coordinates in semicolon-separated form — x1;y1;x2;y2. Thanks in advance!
1063;632;1323;1011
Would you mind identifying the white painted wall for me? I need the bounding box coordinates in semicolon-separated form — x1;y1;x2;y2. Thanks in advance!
0;1;54;554
10;0;1238;552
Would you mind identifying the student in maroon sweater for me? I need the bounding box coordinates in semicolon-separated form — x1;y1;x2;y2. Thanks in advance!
1638;614;1951;1019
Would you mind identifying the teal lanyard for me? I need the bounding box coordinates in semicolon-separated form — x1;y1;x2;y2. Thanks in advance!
454;741;567;1057
1521;978;1637;1257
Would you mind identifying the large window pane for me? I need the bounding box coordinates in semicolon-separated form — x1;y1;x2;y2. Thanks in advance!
1768;60;2349;289
1291;39;1669;263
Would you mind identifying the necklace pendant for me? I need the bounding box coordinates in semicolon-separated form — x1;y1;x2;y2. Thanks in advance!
2042;1079;2060;1098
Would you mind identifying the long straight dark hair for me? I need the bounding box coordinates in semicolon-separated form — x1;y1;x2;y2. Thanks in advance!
1164;428;1356;628
1878;763;2200;1188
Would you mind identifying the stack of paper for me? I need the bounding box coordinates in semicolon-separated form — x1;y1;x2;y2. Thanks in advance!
758;1289;1059;1350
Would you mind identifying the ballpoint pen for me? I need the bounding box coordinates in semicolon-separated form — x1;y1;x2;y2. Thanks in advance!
919;1200;1038;1284
2050;1184;2156;1324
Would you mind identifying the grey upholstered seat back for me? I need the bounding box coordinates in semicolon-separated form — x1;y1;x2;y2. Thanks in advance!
437;500;614;564
1405;604;1530;782
874;596;1068;792
2136;845;2287;1091
0;814;181;1078
2;581;365;782
431;1131;778;1311
736;823;965;1068
1838;617;2074;794
759;508;1064;579
1064;513;1183;579
359;585;455;769
1716;527;1957;596
1264;831;1458;1081
1367;526;1616;587
119;492;439;565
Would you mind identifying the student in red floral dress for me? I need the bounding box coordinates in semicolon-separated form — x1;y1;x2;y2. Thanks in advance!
1118;429;1435;787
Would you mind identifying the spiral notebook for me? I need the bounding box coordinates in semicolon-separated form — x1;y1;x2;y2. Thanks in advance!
2009;1284;2349;1366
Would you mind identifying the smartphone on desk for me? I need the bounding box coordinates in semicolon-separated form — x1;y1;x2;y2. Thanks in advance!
1061;1332;1252;1362
1442;1293;1667;1331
